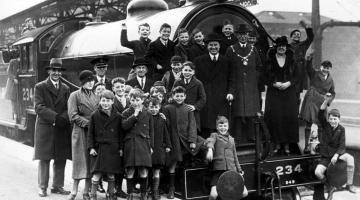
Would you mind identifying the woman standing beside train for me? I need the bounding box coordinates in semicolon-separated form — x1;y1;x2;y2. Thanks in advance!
264;36;299;155
67;70;99;200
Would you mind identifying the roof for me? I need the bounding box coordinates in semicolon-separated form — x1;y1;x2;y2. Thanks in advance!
255;11;333;24
12;23;53;45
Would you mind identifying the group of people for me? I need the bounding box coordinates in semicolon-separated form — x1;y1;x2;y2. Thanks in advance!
32;19;356;200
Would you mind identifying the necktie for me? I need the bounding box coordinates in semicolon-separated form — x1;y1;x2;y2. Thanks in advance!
212;55;216;62
141;78;144;89
54;83;58;89
101;78;104;84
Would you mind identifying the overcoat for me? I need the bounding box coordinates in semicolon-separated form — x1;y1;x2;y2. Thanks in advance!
151;114;172;167
264;48;299;144
174;43;191;62
4;58;19;101
87;108;123;174
195;54;234;130
122;107;154;168
113;96;129;113
219;33;238;55
33;78;71;160
121;29;151;60
289;28;314;92
68;88;98;179
163;103;202;165
225;43;262;117
126;75;154;93
188;43;207;62
300;63;335;123
145;37;175;80
173;77;206;131
162;70;181;94
206;132;242;173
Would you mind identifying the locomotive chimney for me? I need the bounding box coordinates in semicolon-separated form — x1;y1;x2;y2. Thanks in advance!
127;0;168;19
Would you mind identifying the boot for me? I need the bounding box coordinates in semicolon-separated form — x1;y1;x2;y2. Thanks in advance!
167;173;175;199
140;177;148;200
303;127;311;154
90;181;99;200
152;177;160;200
126;178;134;200
97;180;105;193
116;174;127;198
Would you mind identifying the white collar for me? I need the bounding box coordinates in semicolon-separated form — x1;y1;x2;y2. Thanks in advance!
239;42;247;48
97;75;105;82
209;53;219;60
136;76;146;83
50;78;59;87
160;38;168;46
172;70;181;78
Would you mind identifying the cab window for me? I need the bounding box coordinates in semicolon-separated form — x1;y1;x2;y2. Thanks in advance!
20;44;33;71
39;25;64;53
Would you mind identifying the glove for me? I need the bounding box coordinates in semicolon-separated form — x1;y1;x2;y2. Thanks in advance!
55;115;68;127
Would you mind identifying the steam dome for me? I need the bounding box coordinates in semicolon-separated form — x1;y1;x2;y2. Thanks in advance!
127;0;168;18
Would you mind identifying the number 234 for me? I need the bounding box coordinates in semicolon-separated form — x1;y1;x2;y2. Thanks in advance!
276;164;302;175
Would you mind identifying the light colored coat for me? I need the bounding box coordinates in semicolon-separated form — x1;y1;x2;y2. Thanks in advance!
68;88;98;179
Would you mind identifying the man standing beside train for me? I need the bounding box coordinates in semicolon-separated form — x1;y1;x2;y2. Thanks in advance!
33;58;71;197
92;56;112;90
225;24;263;145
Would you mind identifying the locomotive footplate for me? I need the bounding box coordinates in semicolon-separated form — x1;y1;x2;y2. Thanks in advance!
175;154;321;200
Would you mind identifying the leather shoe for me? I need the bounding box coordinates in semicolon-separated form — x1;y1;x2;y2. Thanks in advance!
346;184;357;193
38;189;47;197
51;187;71;195
97;183;105;193
116;189;127;198
167;187;175;199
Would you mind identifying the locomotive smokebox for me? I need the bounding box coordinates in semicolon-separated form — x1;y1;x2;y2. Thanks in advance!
127;0;169;19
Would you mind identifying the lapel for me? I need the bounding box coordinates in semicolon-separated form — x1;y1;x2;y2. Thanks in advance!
54;81;68;106
46;77;59;97
207;55;224;81
184;77;197;91
78;89;98;111
103;108;118;127
218;133;232;149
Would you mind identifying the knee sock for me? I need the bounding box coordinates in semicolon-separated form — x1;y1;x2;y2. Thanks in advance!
90;180;99;196
127;178;134;194
347;165;355;185
153;177;160;192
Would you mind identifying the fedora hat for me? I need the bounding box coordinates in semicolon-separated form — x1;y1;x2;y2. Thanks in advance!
234;24;252;33
132;57;150;68
204;33;222;43
217;171;245;200
91;56;109;68
45;58;65;71
274;36;290;47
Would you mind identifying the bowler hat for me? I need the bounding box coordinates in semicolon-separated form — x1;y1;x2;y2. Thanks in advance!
217;171;245;200
327;160;347;187
274;36;290;47
170;55;183;64
234;24;252;33
100;89;115;100
79;70;95;85
204;33;222;43
132;57;150;68
91;56;109;68
46;58;66;71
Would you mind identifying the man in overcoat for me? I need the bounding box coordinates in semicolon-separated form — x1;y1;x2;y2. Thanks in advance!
33;58;71;197
225;24;263;144
195;33;234;138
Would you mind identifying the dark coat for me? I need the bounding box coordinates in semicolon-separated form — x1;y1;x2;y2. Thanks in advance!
151;114;172;167
225;43;263;117
87;108;123;174
34;78;71;160
264;48;299;144
163;103;202;164
300;62;335;123
68;88;98;179
188;43;207;62
113;96;129;113
289;28;314;92
219;34;238;55
94;77;112;90
126;76;154;93
174;43;191;61
318;109;346;158
195;54;234;130
122;107;154;167
145;37;175;80
206;132;242;173
173;77;206;131
121;29;151;60
161;70;181;94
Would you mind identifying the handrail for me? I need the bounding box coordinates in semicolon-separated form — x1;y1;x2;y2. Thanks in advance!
60;77;80;89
